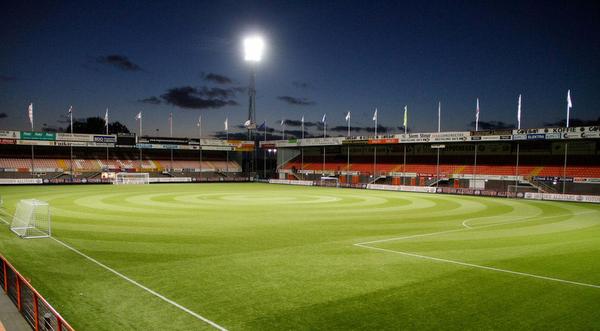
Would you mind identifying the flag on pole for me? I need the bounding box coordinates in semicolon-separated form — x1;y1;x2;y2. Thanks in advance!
372;108;378;121
517;94;522;129
243;119;251;128
475;98;480;131
322;114;326;123
27;103;33;128
345;111;351;122
280;119;285;126
104;108;109;127
403;106;407;128
224;117;228;131
136;111;142;120
301;115;304;124
257;120;266;130
68;106;73;133
566;89;572;128
197;115;202;127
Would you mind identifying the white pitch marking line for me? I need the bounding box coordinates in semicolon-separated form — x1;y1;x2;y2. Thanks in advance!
355;210;600;289
1;209;227;328
50;237;228;331
354;243;600;289
357;211;596;246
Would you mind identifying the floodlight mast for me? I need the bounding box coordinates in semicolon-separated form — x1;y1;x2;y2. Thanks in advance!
243;36;264;136
243;35;264;174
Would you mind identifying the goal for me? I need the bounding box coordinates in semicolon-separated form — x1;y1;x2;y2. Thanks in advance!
114;172;150;185
10;199;51;239
320;176;340;188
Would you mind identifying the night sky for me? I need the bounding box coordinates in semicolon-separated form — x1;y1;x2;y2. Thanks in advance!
1;0;599;138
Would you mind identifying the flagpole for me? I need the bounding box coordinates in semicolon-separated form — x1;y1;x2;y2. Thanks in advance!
105;108;109;164
199;116;203;181
169;113;173;172
373;109;377;178
403;105;408;186
472;98;479;191
226;118;229;175
347;112;351;185
70;106;74;180
29;104;35;178
436;104;441;188
562;90;571;194
139;113;143;170
322;116;326;175
515;95;521;195
264;121;267;178
301;117;304;175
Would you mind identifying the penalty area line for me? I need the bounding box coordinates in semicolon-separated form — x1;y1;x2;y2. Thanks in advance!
354;243;600;289
50;237;228;331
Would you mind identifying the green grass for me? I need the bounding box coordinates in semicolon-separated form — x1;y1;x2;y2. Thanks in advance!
0;183;599;330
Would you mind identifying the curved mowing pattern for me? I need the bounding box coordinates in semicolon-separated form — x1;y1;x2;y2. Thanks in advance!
0;183;599;330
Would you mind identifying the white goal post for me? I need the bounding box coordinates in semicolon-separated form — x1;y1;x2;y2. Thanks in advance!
320;176;340;187
10;199;51;239
114;172;150;185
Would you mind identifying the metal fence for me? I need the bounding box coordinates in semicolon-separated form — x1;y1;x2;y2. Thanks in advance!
0;255;74;331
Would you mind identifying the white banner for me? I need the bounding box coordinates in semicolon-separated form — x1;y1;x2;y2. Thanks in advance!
0;178;43;185
0;130;20;139
148;177;192;183
367;184;437;193
268;179;314;186
55;133;97;142
524;192;600;203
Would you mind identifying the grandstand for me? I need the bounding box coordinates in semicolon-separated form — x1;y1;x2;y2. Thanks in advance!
1;126;599;195
0;131;252;183
264;126;600;195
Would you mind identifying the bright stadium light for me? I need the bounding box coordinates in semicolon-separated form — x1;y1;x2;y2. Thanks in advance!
244;35;265;62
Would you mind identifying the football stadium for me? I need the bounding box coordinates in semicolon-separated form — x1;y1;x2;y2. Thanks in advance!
1;2;600;331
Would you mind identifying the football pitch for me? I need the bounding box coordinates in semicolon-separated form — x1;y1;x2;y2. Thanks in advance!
0;183;599;330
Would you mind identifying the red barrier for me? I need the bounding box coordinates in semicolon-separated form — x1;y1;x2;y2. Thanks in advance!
0;255;75;331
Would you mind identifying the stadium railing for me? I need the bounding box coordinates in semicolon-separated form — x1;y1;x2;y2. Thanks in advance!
0;255;75;331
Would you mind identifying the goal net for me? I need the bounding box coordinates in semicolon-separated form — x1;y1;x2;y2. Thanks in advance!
114;172;150;185
320;176;340;187
10;199;51;239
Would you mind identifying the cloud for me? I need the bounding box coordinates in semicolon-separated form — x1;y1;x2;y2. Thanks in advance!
0;75;16;82
365;125;392;133
96;54;142;71
277;96;316;106
283;119;319;127
138;96;162;104
202;72;233;84
469;121;514;130
329;125;363;133
160;86;239;110
0;112;7;119
292;81;310;89
196;86;244;98
543;117;600;127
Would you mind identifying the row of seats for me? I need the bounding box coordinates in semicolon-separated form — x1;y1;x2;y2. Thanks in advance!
284;161;600;178
0;158;241;172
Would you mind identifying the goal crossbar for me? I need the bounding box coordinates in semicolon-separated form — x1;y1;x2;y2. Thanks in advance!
114;172;150;185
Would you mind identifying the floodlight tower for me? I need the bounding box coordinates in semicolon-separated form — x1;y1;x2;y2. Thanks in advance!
244;35;264;138
243;35;264;175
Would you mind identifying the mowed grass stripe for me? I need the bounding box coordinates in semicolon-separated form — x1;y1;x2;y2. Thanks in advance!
0;183;599;330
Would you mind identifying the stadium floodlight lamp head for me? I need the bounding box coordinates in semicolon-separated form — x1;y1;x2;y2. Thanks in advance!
244;35;265;62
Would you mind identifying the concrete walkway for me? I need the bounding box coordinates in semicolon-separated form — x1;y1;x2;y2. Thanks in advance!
0;292;30;331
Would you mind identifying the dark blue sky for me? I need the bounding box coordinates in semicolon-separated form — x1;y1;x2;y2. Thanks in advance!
1;0;599;138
